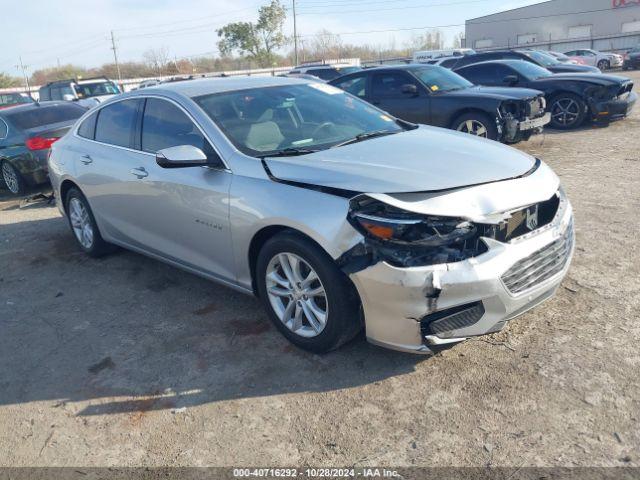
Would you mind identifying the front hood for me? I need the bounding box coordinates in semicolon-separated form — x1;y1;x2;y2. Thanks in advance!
548;64;600;73
536;72;629;86
448;86;542;100
265;126;537;194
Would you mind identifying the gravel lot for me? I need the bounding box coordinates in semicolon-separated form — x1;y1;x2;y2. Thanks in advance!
1;71;639;469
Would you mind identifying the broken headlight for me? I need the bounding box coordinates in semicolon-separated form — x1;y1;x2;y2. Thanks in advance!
346;198;487;267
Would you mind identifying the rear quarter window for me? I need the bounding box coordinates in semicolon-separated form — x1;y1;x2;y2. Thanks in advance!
5;104;86;130
77;111;98;139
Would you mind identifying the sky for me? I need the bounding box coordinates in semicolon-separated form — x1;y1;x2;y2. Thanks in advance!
0;0;547;76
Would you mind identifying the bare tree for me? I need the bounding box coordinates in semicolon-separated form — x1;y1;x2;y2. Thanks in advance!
452;32;465;49
143;47;171;76
404;29;444;51
307;29;343;60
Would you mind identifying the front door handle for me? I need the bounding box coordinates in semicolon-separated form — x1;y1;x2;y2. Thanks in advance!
129;167;148;179
80;154;93;165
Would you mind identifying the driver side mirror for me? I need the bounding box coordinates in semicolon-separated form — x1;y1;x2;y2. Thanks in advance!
503;75;519;86
401;84;418;96
156;145;210;168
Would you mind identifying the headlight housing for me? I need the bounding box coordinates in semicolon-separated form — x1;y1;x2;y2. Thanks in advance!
347;197;487;267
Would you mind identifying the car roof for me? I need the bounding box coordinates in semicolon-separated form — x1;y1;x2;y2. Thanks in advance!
348;64;437;73
141;76;311;98
456;59;531;69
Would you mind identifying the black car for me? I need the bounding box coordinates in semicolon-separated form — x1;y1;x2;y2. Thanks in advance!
0;102;86;195
0;92;34;110
442;50;601;74
454;60;637;130
328;64;550;143
623;46;640;70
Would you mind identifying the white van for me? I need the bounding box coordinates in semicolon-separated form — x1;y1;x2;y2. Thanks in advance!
413;48;475;63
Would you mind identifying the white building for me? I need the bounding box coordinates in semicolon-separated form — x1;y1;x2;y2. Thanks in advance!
465;0;640;53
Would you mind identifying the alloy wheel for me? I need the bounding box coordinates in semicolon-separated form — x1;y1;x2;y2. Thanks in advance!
265;252;328;338
457;119;488;137
69;197;94;249
551;98;580;126
2;162;20;194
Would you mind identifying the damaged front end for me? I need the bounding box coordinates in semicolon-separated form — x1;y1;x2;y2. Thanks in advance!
499;95;550;143
340;187;573;354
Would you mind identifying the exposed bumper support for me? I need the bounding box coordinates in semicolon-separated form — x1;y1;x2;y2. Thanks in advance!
349;200;574;354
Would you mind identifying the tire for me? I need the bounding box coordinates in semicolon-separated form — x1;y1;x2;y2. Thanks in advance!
1;160;26;196
548;93;587;130
597;60;610;71
256;232;362;353
452;112;499;141
65;187;114;257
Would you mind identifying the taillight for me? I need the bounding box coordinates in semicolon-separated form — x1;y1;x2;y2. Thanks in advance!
25;136;59;151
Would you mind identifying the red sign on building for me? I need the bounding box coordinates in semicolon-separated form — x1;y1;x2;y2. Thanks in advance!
613;0;640;7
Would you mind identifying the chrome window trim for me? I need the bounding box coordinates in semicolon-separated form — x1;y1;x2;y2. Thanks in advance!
72;94;231;172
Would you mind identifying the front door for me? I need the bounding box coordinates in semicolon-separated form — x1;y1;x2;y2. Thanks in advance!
367;71;430;124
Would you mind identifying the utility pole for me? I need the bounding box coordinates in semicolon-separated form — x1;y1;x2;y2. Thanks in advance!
292;0;299;66
110;30;122;82
16;57;30;94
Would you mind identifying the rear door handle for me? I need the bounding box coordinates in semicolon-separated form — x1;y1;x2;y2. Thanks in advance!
129;167;148;179
80;154;93;165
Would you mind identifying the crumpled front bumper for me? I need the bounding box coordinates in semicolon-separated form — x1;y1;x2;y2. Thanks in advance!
349;199;574;354
594;91;637;121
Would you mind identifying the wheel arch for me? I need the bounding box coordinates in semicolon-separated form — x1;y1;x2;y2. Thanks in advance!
59;179;82;214
248;225;337;296
449;107;497;129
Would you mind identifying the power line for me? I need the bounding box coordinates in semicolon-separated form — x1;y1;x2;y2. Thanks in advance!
297;0;493;15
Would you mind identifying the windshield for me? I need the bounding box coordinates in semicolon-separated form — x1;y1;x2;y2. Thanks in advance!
0;93;33;107
412;66;473;92
194;83;404;157
523;50;560;67
74;81;120;98
510;61;554;80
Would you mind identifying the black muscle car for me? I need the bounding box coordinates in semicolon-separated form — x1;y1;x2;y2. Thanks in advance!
454;60;636;130
441;50;601;74
328;64;550;144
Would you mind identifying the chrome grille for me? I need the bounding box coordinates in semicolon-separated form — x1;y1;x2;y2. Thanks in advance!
501;220;574;295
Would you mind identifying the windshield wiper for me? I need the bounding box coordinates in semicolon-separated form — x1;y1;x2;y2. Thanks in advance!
259;147;320;158
332;130;398;148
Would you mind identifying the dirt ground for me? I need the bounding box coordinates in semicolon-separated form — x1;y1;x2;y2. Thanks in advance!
1;71;639;469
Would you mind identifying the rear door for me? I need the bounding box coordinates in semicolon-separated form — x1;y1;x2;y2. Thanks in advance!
368;70;429;123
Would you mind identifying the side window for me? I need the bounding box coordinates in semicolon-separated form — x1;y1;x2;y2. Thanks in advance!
39;87;51;101
371;72;419;98
50;87;63;101
440;58;459;68
77;111;98;140
334;75;367;98
0;119;7;139
141;98;215;158
458;64;497;85
95;99;140;148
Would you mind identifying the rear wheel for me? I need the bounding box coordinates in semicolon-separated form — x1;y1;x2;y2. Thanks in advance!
549;93;587;130
453;112;499;141
256;232;362;353
597;59;610;71
1;161;26;195
65;187;114;257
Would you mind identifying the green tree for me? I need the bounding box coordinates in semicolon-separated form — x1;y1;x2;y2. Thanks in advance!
0;73;22;88
217;0;287;68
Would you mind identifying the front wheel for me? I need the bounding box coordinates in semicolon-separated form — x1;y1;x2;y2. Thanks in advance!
549;93;587;130
452;112;499;141
256;232;362;353
1;161;26;195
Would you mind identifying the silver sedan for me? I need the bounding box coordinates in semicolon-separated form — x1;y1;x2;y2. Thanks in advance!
48;77;574;354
